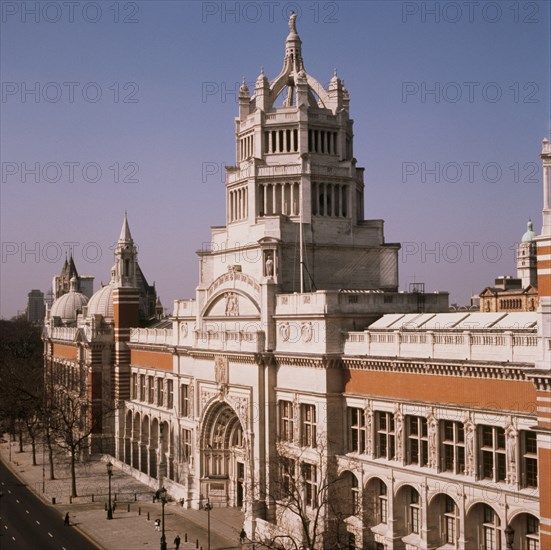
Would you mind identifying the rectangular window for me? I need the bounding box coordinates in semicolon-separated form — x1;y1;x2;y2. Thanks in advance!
378;480;388;524
348;407;366;454
526;516;540;550
301;404;316;447
180;384;190;417
279;456;295;498
167;379;173;409
409;490;420;534
479;425;506;482
182;428;192;460
279;400;294;442
148;375;154;403
375;411;395;460
157;378;164;407
522;430;538;488
441;420;465;475
407;416;428;467
132;373;138;400
301;463;317;507
139;374;145;401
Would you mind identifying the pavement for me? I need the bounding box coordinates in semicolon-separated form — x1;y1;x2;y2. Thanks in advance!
0;435;250;550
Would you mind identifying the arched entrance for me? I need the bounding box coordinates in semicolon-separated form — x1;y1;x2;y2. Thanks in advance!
200;401;246;507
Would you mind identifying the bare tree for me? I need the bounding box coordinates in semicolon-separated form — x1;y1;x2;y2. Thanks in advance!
48;387;113;497
258;441;348;550
0;319;43;450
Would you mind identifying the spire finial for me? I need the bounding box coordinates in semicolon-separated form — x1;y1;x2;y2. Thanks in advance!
260;66;264;76
119;212;133;242
333;68;338;78
289;10;297;33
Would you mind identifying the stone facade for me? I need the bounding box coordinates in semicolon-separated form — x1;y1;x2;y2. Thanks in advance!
43;16;550;550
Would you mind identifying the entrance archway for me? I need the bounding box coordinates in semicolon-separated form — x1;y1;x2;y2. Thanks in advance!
200;401;246;507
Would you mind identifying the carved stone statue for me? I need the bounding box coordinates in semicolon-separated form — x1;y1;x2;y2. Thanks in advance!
225;292;239;316
289;11;297;33
464;421;475;476
394;407;403;462
428;416;438;469
279;322;290;342
301;321;313;343
365;402;373;456
506;426;517;484
264;252;274;277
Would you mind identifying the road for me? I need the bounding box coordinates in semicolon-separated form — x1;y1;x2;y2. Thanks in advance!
0;459;101;550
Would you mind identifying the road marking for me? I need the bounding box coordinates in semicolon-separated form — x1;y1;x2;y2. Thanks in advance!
15;499;19;503
36;520;40;525
7;490;11;494
12;536;15;541
4;525;7;529
62;547;67;550
48;532;53;538
26;510;29;514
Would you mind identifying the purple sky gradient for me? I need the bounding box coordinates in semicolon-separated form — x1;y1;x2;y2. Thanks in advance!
1;0;550;317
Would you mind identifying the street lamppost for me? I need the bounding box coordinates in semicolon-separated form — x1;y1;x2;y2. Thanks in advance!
41;426;46;494
159;487;167;550
106;461;113;520
505;524;515;550
204;498;212;550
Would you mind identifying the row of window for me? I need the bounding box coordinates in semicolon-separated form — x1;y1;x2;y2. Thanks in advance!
264;128;299;154
132;373;181;411
278;401;317;447
279;458;318;507
277;403;537;488
311;181;349;217
131;375;193;418
346;408;538;488
48;361;81;392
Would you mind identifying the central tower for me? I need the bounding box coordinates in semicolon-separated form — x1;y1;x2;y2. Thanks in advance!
200;14;399;296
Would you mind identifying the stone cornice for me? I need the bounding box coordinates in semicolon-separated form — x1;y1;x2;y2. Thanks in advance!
274;354;343;369
344;356;535;381
525;370;551;391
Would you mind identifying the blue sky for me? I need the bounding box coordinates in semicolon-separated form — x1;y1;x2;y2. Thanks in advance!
1;0;550;317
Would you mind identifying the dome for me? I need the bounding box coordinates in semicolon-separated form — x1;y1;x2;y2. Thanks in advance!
521;219;536;243
50;284;88;322
87;283;115;319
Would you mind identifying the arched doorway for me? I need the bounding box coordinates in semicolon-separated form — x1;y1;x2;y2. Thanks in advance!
200;401;246;507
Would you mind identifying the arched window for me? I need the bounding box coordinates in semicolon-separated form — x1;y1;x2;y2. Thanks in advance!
444;496;459;545
482;505;500;550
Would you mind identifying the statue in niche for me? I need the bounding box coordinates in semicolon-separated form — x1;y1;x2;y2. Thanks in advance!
225;292;239;316
394;407;403;462
214;356;229;387
464;421;475;476
428;415;438;469
506;426;517;484
264;252;274;277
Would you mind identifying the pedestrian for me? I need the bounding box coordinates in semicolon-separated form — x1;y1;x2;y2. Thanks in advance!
239;528;247;544
155;518;161;531
174;534;181;549
64;512;70;526
112;501;116;512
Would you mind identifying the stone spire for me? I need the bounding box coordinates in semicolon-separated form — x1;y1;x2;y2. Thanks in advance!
119;211;133;243
114;213;138;287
